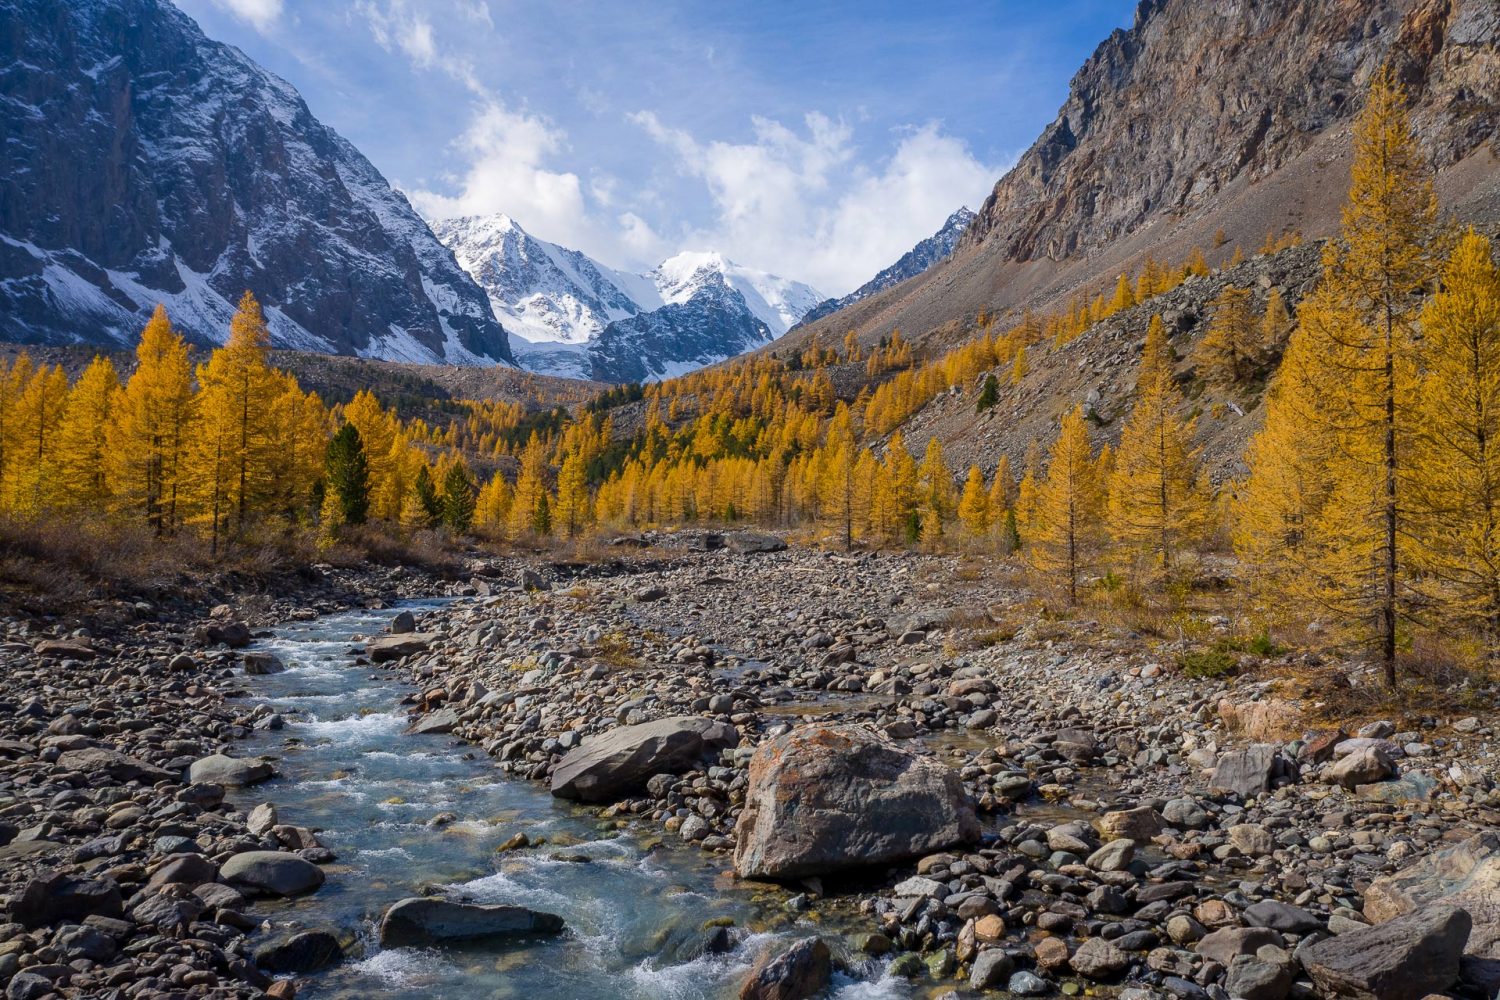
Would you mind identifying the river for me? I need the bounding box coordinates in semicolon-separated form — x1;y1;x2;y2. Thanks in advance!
230;600;911;1000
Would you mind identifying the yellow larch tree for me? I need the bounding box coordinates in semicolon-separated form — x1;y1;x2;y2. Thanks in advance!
1407;230;1500;651
0;354;34;510
187;291;279;552
1109;315;1207;572
554;449;592;538
1027;406;1105;604
957;465;991;539
917;437;955;545
8;361;70;514
51;356;120;511
510;432;550;537
108;307;196;532
1296;68;1441;686
1194;285;1259;384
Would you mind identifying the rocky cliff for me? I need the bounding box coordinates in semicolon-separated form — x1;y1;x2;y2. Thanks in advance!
0;0;514;364
782;0;1500;358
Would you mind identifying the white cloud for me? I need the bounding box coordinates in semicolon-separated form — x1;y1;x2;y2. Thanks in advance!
355;0;437;68
210;0;283;30
407;103;604;250
630;112;1003;295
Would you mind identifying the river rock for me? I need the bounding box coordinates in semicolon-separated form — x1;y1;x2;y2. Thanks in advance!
206;620;252;647
55;747;174;784
377;897;564;947
725;531;787;554
188;753;274;786
738;936;831;1000
1095;805;1165;843
253;929;343;973
1196;926;1284;966
409;706;461;735
550;716;739;802
1324;746;1392;789
242;651;286;675
390;610;417;633
1364;832;1500;968
1211;744;1280;797
10;872;122;927
1300;904;1471;1000
221;851;325;896
733;724;979;879
366;633;436;663
1071;936;1131;979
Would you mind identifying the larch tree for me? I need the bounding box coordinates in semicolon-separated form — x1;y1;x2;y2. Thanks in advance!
1296;68;1440;687
1028;406;1104;605
510;432;549;537
0;355;34;510
10;362;70;514
107;306;195;533
1109;315;1206;572
917;437;955;545
1108;273;1136;314
51;356;120;511
957;465;991;538
1407;230;1500;652
188;292;278;552
988;453;1015;516
553;449;592;538
475;472;513;535
1261;286;1292;349
1194;285;1259;384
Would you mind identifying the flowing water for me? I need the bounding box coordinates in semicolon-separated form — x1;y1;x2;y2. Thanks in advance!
231;600;910;1000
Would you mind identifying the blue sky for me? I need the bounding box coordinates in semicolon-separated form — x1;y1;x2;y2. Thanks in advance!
175;0;1136;295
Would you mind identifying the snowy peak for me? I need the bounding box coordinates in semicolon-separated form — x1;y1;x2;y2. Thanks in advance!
794;207;975;331
0;0;514;365
651;251;823;337
433;214;824;382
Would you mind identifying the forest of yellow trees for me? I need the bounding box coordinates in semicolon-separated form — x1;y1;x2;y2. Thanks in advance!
1;71;1496;681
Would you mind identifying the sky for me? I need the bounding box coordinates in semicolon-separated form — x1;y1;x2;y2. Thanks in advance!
174;0;1137;296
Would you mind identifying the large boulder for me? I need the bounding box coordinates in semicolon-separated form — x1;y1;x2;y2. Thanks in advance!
738;937;831;1000
253;929;344;973
377;897;564;947
10;872;122;928
366;633;436;663
1324;746;1393;789
550;716;739;803
188;753;274;787
725;531;787;554
1364;833;1500;977
221;851;324;896
55;748;173;785
408;707;461;735
733;724;980;879
1300;904;1470;1000
242;652;286;675
1210;744;1282;797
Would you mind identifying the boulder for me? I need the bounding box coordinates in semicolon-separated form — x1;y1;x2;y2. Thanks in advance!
1095;806;1165;844
221;851;324;896
725;531;787;554
1211;744;1281;797
146;853;218;890
253;929;344;973
733;724;980;879
550;716;739;803
366;633;436;663
408;707;461;735
1324;746;1393;789
377;897;564;947
1364;833;1500;968
206;621;252;648
970;949;1016;989
1244;900;1322;934
738;937;831;1000
242;651;285;675
188;753;274;787
1196;927;1284;967
10;872;122;928
55;748;173;784
389;610;417;633
1070;936;1131;980
1300;904;1470;1000
34;639;97;660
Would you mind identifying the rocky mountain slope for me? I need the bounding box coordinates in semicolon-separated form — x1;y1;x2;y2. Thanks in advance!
0;0;514;365
792;207;975;331
781;0;1500;359
434;214;823;382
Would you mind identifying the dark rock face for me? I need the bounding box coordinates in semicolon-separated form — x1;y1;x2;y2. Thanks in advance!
737;937;832;1000
377;897;564;948
550;716;740;802
962;0;1500;262
733;724;980;879
1300;904;1471;1000
0;0;514;365
587;275;772;383
794;207;976;330
10;872;123;928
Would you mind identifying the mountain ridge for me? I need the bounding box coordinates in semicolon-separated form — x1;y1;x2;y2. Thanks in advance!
0;0;515;365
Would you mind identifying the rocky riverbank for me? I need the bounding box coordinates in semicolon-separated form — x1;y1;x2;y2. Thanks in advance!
2;535;1498;1000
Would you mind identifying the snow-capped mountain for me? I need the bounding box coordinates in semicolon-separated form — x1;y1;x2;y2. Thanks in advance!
793;207;975;331
0;0;514;365
434;214;823;382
